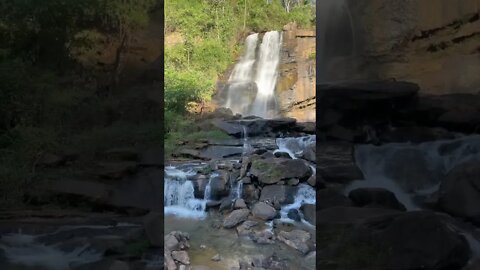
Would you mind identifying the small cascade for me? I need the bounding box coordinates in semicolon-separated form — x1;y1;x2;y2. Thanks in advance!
164;166;208;218
279;184;316;226
242;125;253;156
235;179;243;199
274;135;316;159
349;135;480;210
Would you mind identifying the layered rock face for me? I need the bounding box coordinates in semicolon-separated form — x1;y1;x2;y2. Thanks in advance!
276;23;316;122
323;0;480;95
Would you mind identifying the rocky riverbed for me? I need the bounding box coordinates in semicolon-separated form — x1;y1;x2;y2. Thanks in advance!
164;110;317;270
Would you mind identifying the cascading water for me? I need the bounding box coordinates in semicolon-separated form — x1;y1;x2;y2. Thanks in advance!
348;135;480;210
224;33;259;115
279;184;316;226
250;31;282;118
164;166;207;218
317;0;356;81
274;135;316;159
223;31;282;118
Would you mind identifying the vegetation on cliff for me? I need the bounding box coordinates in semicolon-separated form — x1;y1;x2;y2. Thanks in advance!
164;0;315;153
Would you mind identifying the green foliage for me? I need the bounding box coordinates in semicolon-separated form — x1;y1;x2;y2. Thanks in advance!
165;68;215;113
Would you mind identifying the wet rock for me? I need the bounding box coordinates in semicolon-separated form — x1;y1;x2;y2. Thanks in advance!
201;146;243;159
348;188;406;211
259;185;296;205
234;199;247;209
164;233;180;251
250;158;311;184
252;202;277;221
223;209;250;228
368;211;471;270
109;168;163;211
317;188;352;210
236;220;258;237
317;206;400;226
243;184;260;204
172;250;190;265
277;229;312;254
219;198;235;212
317;142;363;183
139;147;163;166
211;254;221;261
439;160;480;222
97;161;138;179
287;209;302;222
274;151;292;159
165;250;177;270
302;145;316;163
287;178;299;186
103;147;138;161
300;204;315;224
211;119;243;137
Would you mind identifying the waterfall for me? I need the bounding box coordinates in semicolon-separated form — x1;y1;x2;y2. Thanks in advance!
274;135;316;159
250;31;282;118
317;0;356;81
224;33;259;115
164;166;208;219
223;31;282;118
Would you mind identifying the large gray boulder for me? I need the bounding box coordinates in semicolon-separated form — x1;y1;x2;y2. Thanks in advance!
252;202;277;221
250;158;311;184
223;209;250;228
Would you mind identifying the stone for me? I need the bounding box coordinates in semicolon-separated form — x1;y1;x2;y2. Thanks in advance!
97;161;138;179
287;209;302;222
252;202;277;221
317;188;352;210
300;204;315;224
259;185;296;205
277;230;311;255
236;220;258;237
250;158;311;184
143;212;162;247
348;188;406;211
211;254;221;261
274;151;292;159
223;209;250;228
103;147;138;161
317;142;363;183
287;178;299;186
439;160;480;222
211;119;243;138
172;250;190;265
164;233;179;251
234;199;247;209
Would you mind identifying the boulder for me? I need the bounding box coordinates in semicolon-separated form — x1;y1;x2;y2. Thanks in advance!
223;209;250;228
211;119;243;138
317;188;352;210
317;142;363;183
277;230;312;255
250;158;311;184
252;202;277;221
234;199;247;209
348;188;406;211
300;204;315;224
439;160;480;222
259;185;296;205
172;250;190;265
368;211;471;270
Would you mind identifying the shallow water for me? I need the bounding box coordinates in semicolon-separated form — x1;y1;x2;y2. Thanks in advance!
164;214;315;270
